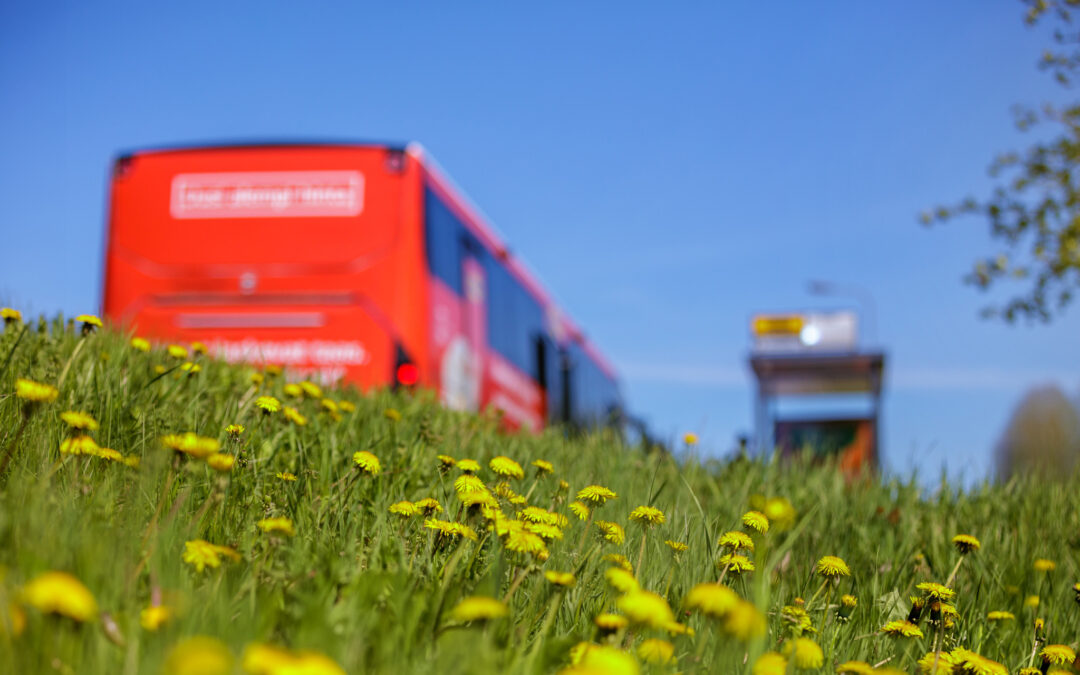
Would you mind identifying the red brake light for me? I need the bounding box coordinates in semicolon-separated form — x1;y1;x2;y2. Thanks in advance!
396;363;419;386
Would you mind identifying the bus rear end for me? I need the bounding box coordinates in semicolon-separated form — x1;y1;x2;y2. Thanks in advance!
103;144;427;387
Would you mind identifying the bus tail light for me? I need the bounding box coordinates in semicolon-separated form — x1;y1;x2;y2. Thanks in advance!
394;344;418;388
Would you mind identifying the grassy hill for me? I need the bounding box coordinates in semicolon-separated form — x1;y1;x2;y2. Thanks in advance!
0;315;1077;674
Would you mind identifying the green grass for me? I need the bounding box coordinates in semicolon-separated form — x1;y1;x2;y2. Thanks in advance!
0;317;1077;674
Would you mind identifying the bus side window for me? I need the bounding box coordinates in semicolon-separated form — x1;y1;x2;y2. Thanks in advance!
424;186;464;295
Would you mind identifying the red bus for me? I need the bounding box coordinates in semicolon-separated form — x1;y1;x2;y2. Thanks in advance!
103;142;622;431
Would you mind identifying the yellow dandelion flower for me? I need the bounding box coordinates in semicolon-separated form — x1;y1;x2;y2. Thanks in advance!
570;644;639;675
782;637;823;670
558;479;569;491
490;514;524;538
1017;668;1041;675
75;314;103;333
282;406;307;426
604;567;640;593
180;361;201;375
276;472;297;482
724;599;767;641
255;396;280;413
414;498;443;515
92;447;124;463
718;553;755;573
162;432;220;459
456;458;482;473
389;501;418;517
954;651;1007;675
1033;558;1056;572
299;381;322;398
264;364;282;377
353;451;381;475
753;652;788;675
424;519;478;541
685;582;738;618
837;594;857;622
629;505;665;526
742;510;769;533
544;571;576;587
1041;645;1076;666
504;529;548;557
664;621;693;636
15;378;59;403
436;454;457;469
1024;595;1040;608
524;522;563;540
163;636;234;675
986;610;1014;621
166;344;188;359
683;432;698;445
490;455;524;479
916;582;955;600
454;474;485;494
664;539;689;553
837;660;876;674
257;517;295;536
241;643;345;675
140;605;172;631
182;539;241;572
319;398;338;415
493;481;526;504
577;485;617;505
383;407;402;421
337;400;355;413
532;458;554;473
617;590;674;629
206;453;236;472
60;410;99;430
520;506;565;526
130;336;150;352
781;604;812;633
916;651;957;674
60;435;100;456
279;383;301;399
225;424;245;437
637;639;674;665
718;530;754;551
1;307;22;323
250;372;265;385
21;571;98;622
596;520;626;545
123;455;140;468
241;644;291;675
603;553;633;571
568;501;590;520
881;620;923;637
952;534;980;555
460;489;498;509
594;613;629;631
450;596;507;622
762;496;797;529
815;555;851;578
190;341;207;355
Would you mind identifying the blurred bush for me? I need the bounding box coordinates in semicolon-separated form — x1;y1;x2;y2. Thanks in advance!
995;384;1080;480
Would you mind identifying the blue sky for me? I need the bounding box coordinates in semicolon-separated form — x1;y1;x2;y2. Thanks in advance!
2;2;1077;483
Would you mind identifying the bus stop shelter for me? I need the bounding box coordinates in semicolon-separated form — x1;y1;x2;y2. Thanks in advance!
749;351;885;469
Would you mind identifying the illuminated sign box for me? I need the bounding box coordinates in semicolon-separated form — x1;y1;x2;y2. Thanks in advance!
751;311;857;353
